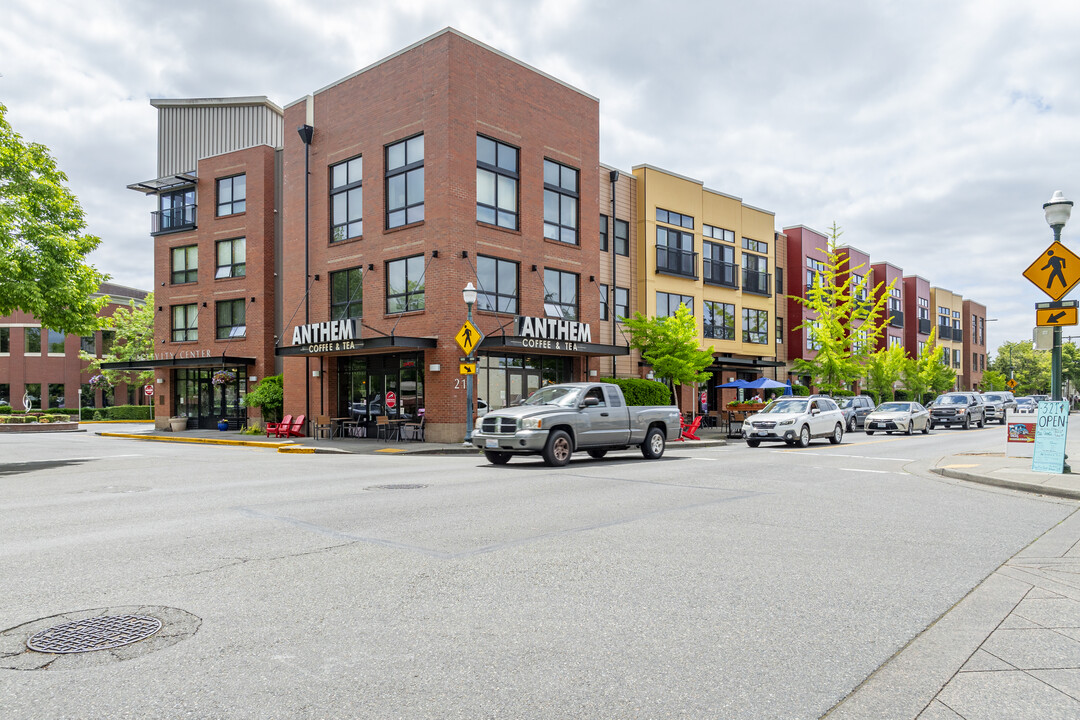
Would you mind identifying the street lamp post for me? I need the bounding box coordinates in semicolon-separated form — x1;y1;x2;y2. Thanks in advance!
1044;191;1073;401
463;282;477;444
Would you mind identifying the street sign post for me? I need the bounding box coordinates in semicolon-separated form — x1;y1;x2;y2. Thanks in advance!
455;321;482;356
1006;378;1018;390
1023;241;1080;301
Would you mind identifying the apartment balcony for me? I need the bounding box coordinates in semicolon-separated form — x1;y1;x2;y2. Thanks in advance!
742;269;771;296
656;246;697;279
151;204;197;235
918;318;932;335
703;259;738;288
953;327;966;342
888;309;904;328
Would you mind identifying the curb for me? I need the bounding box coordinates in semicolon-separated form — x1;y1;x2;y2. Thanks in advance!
400;438;729;456
79;420;153;424
97;432;297;450
933;467;1080;501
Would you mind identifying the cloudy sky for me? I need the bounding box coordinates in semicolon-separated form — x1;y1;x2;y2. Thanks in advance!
4;0;1079;356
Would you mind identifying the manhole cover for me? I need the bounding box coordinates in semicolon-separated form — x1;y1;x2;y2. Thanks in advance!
367;483;428;490
26;615;162;654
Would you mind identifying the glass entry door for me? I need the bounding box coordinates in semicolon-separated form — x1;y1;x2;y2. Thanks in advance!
175;368;246;429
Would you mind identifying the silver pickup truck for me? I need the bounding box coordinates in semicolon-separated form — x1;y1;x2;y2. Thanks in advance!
471;382;681;466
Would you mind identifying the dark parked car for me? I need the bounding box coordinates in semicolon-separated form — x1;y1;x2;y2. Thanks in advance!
929;392;986;430
837;395;875;432
1015;397;1038;414
981;392;1016;424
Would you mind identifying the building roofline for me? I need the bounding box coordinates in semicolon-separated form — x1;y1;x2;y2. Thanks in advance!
782;224;827;238
871;261;904;273
835;244;870;256
930;286;956;295
286;27;598;110
631;163;774;215
903;274;931;283
742;202;775;217
150;96;283;116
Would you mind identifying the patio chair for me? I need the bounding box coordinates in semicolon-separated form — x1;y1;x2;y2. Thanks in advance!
401;415;425;442
678;415;703;441
282;414;306;438
266;414;292;438
375;415;392;441
313;415;332;440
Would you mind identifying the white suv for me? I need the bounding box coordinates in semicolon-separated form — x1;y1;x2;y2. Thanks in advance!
743;397;846;448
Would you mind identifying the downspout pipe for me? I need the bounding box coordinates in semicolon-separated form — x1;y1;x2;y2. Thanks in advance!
609;169;619;376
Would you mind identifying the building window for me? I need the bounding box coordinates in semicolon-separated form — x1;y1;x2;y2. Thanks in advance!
171;245;198;284
48;383;65;409
386;134;424;228
703;301;734;340
0;383;8;406
918;341;926;355
703;224;734;243
742;237;768;254
981;354;985;371
216;238;246;279
657;292;693;318
47;329;65;355
216;174;246;216
614;287;629;320
953;349;961;368
172;304;198;342
600;214;608;251
330;267;363;320
0;328;8;354
216;299;246;339
477;255;518;314
703;241;736;287
477;135;518;230
656;208;694;229
973;351;978;368
80;335;95;354
543;159;579;244
101;330;115;355
543;268;578;320
742;252;771;296
742;308;769;344
806;319;821;351
889;336;903;348
776;269;784;295
25;327;41;354
386;255;426;313
850;273;867;302
157;188;195;232
776;317;784;344
614;219;629;256
656;226;696;277
331;155;363;242
24;383;40;409
599;283;609;320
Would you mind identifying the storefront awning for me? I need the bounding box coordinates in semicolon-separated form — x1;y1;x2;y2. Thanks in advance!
708;356;785;369
274;335;437;357
100;354;256;370
478;335;629;356
125;172;198;195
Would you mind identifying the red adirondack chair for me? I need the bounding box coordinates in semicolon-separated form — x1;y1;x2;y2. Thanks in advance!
679;414;703;441
266;414;292;437
282;414;306;438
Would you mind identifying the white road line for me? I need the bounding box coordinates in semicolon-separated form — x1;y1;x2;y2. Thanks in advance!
841;468;894;474
779;451;914;462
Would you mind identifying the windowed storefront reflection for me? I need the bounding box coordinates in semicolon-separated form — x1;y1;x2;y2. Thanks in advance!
475;354;569;411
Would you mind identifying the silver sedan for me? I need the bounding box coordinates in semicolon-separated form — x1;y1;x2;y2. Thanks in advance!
864;401;931;436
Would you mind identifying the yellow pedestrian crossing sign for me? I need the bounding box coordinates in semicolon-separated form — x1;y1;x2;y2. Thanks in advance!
460;363;476;375
1023;241;1080;301
455;320;482;355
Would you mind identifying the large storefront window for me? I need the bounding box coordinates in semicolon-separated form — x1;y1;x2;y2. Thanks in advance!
337;353;425;426
476;354;571;411
174;367;247;429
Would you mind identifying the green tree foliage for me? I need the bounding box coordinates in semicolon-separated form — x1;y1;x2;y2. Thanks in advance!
622;304;713;412
0;104;108;334
1061;342;1080;393
864;345;906;403
80;293;155;388
598;377;671;406
900;328;956;403
790;223;896;394
242;374;284;422
980;369;1007;392
989;341;1049;396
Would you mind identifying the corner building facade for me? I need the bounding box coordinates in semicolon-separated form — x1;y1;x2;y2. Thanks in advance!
279;30;618;442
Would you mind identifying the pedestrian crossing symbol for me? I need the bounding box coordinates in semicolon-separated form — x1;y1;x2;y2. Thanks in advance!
1023;241;1080;301
455;320;482;355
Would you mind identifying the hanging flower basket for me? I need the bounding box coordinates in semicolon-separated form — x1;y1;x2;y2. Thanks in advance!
211;370;236;387
88;374;111;389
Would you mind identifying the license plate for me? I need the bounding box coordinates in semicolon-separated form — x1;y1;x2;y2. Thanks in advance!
871;423;881;428
756;431;769;436
485;439;498;448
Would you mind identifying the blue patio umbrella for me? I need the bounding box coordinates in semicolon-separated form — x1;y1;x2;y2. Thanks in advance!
716;380;750;388
783;381;793;396
743;377;789;389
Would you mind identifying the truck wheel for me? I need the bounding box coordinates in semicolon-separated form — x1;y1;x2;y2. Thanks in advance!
543;430;573;467
587;449;608;459
484;451;511;465
963;416;971;430
1000;416;1007;425
830;423;843;444
797;425;811;448
747;439;761;447
641;427;666;459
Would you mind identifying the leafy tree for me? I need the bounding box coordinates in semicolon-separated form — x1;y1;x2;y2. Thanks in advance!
0;104;108;334
242;374;284;422
864;345;906;403
80;293;155;388
622;304;713;412
900;328;956;403
791;223;895;394
1061;342;1080;392
989;341;1049;396
980;369;1008;392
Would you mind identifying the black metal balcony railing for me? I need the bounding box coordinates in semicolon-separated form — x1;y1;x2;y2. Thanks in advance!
953;327;966;342
918;318;932;335
656;246;697;278
151;204;197;234
742;269;771;296
703;325;735;341
888;309;904;328
703;259;738;288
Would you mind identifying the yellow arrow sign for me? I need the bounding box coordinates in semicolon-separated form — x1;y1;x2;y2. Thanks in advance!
1023;241;1080;301
459;363;476;375
1037;306;1079;327
454;320;482;355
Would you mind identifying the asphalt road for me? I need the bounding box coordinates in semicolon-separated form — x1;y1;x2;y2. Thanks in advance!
0;424;1074;719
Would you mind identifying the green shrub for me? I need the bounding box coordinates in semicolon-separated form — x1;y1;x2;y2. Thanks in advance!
44;408;68;414
598;378;672;406
790;384;811;396
93;410;104;421
243;374;283;422
0;405;11;414
106;405;153;420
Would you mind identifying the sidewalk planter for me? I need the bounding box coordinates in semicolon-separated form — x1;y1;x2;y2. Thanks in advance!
169;417;188;432
217;420;229;431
